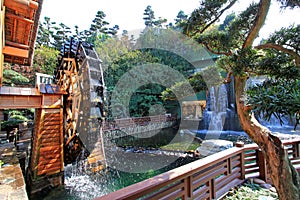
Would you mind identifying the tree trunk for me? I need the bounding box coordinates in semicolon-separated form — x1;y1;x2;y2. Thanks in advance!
234;75;300;200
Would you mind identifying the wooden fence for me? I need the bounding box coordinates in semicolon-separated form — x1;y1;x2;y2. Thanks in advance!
96;138;300;200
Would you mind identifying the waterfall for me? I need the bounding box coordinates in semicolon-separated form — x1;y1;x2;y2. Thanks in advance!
205;84;228;139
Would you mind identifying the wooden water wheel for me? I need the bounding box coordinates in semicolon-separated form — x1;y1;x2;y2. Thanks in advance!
54;38;106;165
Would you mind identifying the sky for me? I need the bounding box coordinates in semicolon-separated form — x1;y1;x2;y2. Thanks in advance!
41;0;300;40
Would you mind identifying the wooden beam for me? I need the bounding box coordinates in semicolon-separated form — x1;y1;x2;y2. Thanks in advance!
2;45;28;57
6;12;34;24
5;40;29;49
27;0;43;66
4;0;39;10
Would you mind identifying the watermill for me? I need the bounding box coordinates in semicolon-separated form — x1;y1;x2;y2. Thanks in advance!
54;38;106;168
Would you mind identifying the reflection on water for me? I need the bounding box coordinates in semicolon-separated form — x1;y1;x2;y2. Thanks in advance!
41;124;298;199
44;128;198;200
44;156;196;200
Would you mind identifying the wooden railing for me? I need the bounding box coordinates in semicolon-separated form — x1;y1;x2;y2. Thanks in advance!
35;72;54;87
96;139;300;200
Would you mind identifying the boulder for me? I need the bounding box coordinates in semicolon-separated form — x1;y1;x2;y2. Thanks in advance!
196;139;233;157
260;183;272;189
253;178;266;184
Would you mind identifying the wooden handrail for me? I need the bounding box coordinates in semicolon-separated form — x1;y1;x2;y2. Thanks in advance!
95;139;300;200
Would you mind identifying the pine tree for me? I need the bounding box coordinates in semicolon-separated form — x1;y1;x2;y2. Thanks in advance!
143;5;156;27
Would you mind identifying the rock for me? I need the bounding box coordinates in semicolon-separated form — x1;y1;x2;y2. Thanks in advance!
253;178;266;184
270;187;277;193
196;139;233;157
260;183;272;189
258;196;274;200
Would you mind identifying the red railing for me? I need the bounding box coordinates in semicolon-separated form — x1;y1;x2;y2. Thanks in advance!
95;139;300;200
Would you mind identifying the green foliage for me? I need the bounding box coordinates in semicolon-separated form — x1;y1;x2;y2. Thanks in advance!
52;23;71;50
194;3;259;56
33;46;59;75
3;69;29;86
143;5;156;27
1;109;32;130
247;79;300;124
37;17;56;47
129;84;164;116
218;13;235;31
174;10;188;30
90;11;109;33
143;5;167;28
37;10;115;49
229;48;261;76
161;66;223;101
267;24;300;47
277;0;300;8
225;181;278;200
255;49;300;79
184;0;238;35
186;0;300;130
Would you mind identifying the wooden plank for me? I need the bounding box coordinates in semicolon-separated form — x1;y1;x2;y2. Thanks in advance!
41;133;61;139
41;125;60;131
39;145;61;153
245;162;258;169
216;178;244;199
215;168;241;190
38;162;61;171
43;120;61;126
5;39;33;49
39;153;61;160
38;166;61;176
192;184;209;199
40;129;60;135
41;142;61;147
193;167;227;190
0;95;41;109
3;45;29;57
4;0;39;10
143;181;184;200
43;117;61;123
40;137;60;144
38;158;61;166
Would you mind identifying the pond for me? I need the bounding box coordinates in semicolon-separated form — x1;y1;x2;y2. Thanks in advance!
41;127;250;200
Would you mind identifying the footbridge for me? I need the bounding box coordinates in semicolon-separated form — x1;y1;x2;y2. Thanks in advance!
104;115;177;139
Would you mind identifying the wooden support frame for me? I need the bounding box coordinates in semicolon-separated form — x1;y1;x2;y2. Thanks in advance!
5;12;34;24
4;0;39;11
5;40;29;49
257;149;268;182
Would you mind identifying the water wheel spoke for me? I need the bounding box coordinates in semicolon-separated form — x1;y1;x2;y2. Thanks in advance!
54;38;106;165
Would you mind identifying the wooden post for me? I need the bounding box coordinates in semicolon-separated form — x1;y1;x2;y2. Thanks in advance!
236;142;245;180
293;142;300;158
257;149;268;182
184;176;192;199
227;157;232;175
210;178;216;199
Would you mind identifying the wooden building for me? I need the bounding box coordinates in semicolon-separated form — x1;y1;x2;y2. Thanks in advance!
1;0;43;85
